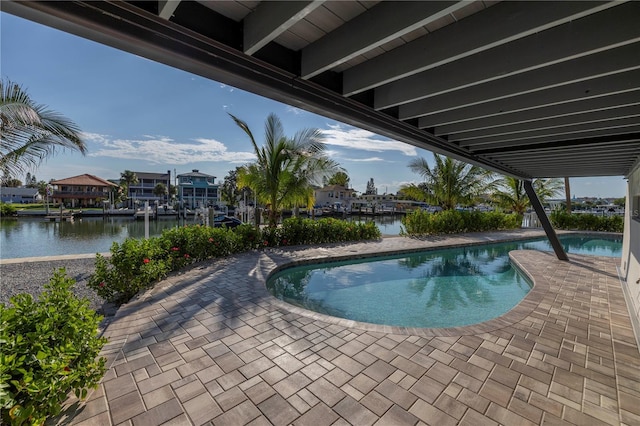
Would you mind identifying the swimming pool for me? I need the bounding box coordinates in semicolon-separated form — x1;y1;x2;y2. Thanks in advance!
267;234;622;328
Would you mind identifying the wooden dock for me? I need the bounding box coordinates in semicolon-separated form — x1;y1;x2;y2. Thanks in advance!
133;210;156;220
44;211;76;222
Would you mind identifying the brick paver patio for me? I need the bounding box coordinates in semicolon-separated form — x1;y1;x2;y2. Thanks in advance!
55;230;640;425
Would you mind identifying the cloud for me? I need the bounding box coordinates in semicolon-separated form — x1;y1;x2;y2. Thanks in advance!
218;83;234;92
36;161;116;183
342;157;388;162
286;106;305;115
321;124;417;156
82;132;111;144
393;180;419;188
88;135;255;165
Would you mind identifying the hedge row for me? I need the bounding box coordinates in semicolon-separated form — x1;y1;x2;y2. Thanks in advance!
400;209;521;236
88;217;381;303
550;211;623;233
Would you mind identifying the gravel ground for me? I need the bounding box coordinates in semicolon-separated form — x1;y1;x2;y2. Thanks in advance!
0;257;117;316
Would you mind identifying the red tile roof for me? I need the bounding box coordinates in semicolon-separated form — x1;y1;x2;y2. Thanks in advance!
50;174;118;187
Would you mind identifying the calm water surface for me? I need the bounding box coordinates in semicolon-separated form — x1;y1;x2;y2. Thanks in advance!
0;217;181;259
0;215;404;259
267;235;622;328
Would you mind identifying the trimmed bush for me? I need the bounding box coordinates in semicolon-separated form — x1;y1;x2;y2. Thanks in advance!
401;209;521;236
232;224;261;251
550;211;623;233
89;238;171;303
277;217;381;246
0;269;107;426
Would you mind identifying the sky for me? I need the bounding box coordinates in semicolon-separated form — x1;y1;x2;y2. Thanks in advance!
1;12;627;198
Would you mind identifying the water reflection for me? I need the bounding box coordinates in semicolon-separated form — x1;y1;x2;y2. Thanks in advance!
0;217;181;258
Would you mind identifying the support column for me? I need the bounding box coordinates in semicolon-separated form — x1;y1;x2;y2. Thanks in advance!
524;180;568;261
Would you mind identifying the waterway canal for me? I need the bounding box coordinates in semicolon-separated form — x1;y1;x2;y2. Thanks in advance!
0;215;404;259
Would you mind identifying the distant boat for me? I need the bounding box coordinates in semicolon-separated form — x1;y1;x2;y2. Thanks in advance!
212;215;242;228
133;207;155;220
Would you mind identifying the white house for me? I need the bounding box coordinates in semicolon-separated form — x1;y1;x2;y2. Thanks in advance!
0;187;42;204
313;185;356;211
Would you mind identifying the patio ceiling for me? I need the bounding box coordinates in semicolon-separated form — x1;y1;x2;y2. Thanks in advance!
5;0;640;180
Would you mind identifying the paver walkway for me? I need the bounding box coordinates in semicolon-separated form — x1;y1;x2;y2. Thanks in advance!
55;230;640;425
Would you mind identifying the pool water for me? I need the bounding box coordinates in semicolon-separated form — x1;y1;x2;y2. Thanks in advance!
267;235;622;328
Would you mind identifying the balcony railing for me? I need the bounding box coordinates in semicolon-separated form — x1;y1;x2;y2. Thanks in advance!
53;191;109;198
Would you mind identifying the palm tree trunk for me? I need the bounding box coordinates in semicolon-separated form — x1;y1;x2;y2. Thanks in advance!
564;177;571;214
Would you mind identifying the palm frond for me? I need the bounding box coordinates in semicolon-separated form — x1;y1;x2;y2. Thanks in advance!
1;78;86;177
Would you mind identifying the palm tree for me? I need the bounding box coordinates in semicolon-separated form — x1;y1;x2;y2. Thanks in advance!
230;113;340;227
1;78;86;178
220;167;249;208
120;170;138;208
327;171;350;187
153;183;167;203
493;176;564;215
534;177;564;204
401;153;494;210
492;177;528;215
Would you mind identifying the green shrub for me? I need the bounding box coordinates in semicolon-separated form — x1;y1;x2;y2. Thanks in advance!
280;217;309;245
0;269;107;426
89;225;246;303
0;202;17;217
356;221;381;240
232;224;261;251
401;209;521;236
260;226;281;247
550;211;623;233
159;225;235;263
88;238;171;303
277;217;381;245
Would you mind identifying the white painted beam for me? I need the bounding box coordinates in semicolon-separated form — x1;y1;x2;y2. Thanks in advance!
301;1;467;79
418;68;640;128
461;122;640;149
435;91;640;135
158;0;180;20
495;146;639;162
374;1;640;109
343;1;613;96
244;1;324;55
448;106;640;141
402;42;640;121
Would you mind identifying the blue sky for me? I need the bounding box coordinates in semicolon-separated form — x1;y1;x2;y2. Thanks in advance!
1;12;627;198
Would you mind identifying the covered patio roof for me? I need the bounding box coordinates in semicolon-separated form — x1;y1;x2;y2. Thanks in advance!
5;0;640;180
